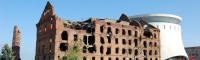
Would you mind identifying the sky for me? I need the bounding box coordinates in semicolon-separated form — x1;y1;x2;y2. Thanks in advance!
0;0;200;60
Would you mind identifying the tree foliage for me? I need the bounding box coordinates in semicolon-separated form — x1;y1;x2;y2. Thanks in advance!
0;44;15;60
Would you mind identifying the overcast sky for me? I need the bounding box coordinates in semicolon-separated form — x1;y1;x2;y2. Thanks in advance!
0;0;200;60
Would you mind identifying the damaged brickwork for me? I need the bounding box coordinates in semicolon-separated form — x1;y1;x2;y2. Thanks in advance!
35;1;161;60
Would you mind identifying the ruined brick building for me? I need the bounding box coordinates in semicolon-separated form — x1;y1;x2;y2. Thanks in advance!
35;1;160;60
12;26;21;60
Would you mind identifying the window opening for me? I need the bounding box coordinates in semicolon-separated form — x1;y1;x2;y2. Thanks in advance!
128;30;132;36
149;42;152;47
108;58;111;60
135;31;138;37
107;36;111;43
61;31;68;40
149;50;152;55
143;41;147;48
122;29;126;35
92;57;95;60
74;34;78;41
155;50;157;55
143;50;147;56
129;49;132;54
82;46;87;53
106;47;111;55
101;57;104;60
59;43;68;51
88;45;96;53
115;38;118;44
101;37;105;44
116;57;119;60
135;49;138;56
144;58;147;60
122;48;126;54
107;27;112;35
83;35;87;45
134;39;138;47
116;47;119;54
100;25;104;33
122;39;126;45
100;46;103;54
116;28;119;34
129;40;131;45
154;42;157;47
154;34;156;39
88;36;95;45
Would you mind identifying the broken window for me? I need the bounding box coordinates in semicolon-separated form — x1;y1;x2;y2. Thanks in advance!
136;58;139;60
115;28;119;34
154;42;157;47
61;31;68;40
83;56;87;60
122;48;126;54
135;49;138;56
59;43;68;51
149;42;152;47
83;36;87;45
106;47;111;55
154;34;157;39
107;27;112;35
100;25;104;33
88;36;95;45
134;39;138;47
155;58;158;60
100;37;105;44
143;50;147;56
122;29;126;35
122;39;126;45
128;30;132;36
107;36;111;43
91;26;95;33
115;47;119;54
149;50;152;55
150;58;152;60
116;58;119;60
107;22;111;25
129;58;132;60
123;58;125;60
88;45;96;53
74;34;78;41
87;25;95;33
135;31;138;37
129;49;132;54
82;46;87;53
92;57;95;60
143;41;147;48
128;40;131;45
100;46;104;54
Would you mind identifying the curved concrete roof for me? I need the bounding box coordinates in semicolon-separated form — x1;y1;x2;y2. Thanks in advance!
129;14;182;24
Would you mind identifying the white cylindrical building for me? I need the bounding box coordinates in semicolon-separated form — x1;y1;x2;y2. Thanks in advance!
129;14;188;60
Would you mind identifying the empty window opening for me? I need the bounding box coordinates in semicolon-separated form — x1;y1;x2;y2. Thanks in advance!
83;56;87;60
101;57;104;60
155;50;157;55
143;41;147;48
154;34;157;39
107;27;112;35
135;31;138;37
82;46;87;53
88;36;95;45
129;58;132;60
134;39;138;47
149;42;152;47
135;49;138;56
122;29;126;35
92;57;95;60
91;26;95;33
122;48;126;54
116;28;119;34
149;50;152;55
87;26;92;33
116;47;119;54
144;58;147;60
154;42;157;47
123;58;126;60
143;29;152;38
108;58;111;60
59;43;68;51
74;34;78;41
129;49;132;54
155;58;158;60
150;58;152;60
136;58;139;60
100;25;104;33
61;31;68;40
100;37;105;44
122;39;126;45
107;22;111;25
128;40;131;45
128;30;132;36
42;45;45;53
100;46;104;54
107;36;111;43
83;36;87;44
115;38;118;44
106;47;111;55
116;57;119;60
143;50;147;56
88;45;96;53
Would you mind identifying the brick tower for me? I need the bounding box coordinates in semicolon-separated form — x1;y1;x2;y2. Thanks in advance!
12;26;21;60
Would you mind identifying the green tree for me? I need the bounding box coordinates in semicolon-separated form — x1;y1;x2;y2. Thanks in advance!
0;44;15;60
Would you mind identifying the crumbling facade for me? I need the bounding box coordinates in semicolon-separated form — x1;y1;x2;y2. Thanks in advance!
12;26;21;60
35;1;160;60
